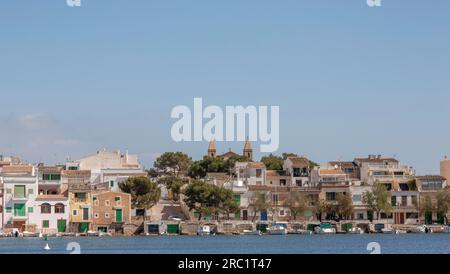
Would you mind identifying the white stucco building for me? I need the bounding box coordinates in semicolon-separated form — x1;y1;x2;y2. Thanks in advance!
34;166;69;233
69;149;147;192
1;165;38;231
283;157;311;187
235;162;266;186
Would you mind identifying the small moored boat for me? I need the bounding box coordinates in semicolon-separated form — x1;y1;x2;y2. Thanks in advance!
348;227;364;234
22;231;41;238
314;223;336;234
412;225;432;234
381;228;394;234
394;229;407;234
268;225;288;235
87;231;100;237
290;229;313;235
243;230;262;236
197;225;212;236
99;231;113;237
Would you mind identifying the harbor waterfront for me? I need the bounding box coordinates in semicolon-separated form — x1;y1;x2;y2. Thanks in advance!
2;146;450;246
1;234;450;254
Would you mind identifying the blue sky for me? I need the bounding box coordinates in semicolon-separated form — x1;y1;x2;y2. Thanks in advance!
0;0;449;174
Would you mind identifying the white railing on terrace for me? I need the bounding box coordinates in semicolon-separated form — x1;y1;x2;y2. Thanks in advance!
368;165;412;171
372;175;413;181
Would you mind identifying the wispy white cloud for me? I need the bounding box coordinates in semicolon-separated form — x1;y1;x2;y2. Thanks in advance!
0;113;84;164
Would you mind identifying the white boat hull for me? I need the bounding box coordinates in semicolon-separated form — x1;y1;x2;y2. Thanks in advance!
348;228;364;234
87;231;100;237
243;230;262;236
22;232;41;238
269;229;288;235
99;232;112;237
290;230;313;235
315;228;336;234
411;226;432;234
197;226;212;236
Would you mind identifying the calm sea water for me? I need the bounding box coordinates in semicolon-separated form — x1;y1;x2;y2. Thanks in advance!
0;234;449;254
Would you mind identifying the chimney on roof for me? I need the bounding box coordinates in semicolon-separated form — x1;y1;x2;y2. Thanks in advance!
377;155;381;159
445;155;448;160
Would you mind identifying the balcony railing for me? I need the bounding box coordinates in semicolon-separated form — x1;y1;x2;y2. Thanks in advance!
393;205;417;210
368;164;410;170
372;175;413;181
12;194;28;200
319;181;350;187
12;215;28;220
38;180;62;184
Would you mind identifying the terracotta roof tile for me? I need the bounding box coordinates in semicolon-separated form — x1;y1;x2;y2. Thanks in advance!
38;166;63;173
287;157;310;168
206;172;231;180
329;161;357;168
247;162;266;169
248;185;270;191
319;169;346;175
36;194;67;200
1;165;33;174
62;170;91;177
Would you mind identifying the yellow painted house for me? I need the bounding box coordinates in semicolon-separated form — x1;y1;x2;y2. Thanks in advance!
69;183;93;233
63;170;93;233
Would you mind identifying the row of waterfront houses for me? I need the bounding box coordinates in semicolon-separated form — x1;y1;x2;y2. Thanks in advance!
203;140;450;226
0;149;145;235
2;143;450;236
